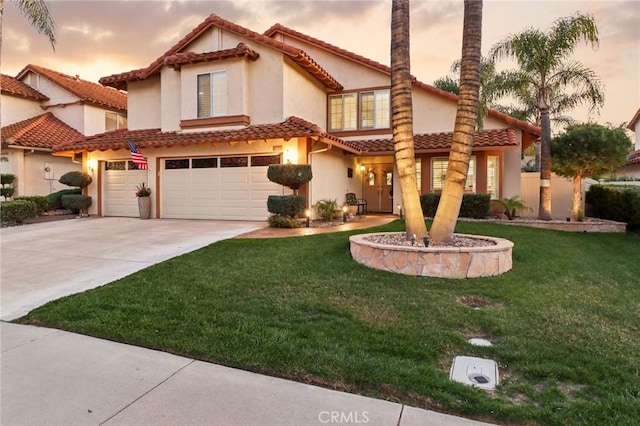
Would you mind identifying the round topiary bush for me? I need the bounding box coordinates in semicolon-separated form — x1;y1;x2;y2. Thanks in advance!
267;195;306;217
1;173;16;185
267;164;312;191
59;171;92;188
61;194;92;213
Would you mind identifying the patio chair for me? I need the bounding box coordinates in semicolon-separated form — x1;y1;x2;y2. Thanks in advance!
346;192;367;215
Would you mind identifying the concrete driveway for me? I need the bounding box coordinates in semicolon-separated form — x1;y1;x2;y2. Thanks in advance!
0;217;264;321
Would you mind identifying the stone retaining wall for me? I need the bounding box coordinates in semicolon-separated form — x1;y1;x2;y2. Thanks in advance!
350;233;513;279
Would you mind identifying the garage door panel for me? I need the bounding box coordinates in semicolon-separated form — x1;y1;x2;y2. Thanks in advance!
104;169;148;217
162;159;278;220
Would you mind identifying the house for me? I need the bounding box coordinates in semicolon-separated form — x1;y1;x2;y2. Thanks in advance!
615;108;640;178
54;14;540;221
1;65;127;197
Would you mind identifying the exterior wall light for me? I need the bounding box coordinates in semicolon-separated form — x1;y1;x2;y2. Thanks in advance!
342;205;347;223
305;209;311;227
87;159;97;173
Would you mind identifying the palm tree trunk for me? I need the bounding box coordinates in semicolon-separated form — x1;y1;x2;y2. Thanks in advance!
430;0;483;244
391;0;427;241
571;173;582;221
538;106;553;220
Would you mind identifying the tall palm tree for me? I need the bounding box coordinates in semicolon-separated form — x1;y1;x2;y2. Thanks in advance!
429;0;483;244
391;0;427;241
489;13;603;220
0;0;56;63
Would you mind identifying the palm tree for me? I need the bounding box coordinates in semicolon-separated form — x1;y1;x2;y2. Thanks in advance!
429;0;483;244
390;0;427;241
489;12;603;220
0;0;56;63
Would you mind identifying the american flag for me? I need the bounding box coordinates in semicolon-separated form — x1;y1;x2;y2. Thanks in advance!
126;139;149;170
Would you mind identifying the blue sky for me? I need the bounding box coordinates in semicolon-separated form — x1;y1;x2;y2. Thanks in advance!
3;0;638;127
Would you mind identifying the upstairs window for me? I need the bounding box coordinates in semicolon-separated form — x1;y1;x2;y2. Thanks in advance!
328;89;390;132
197;71;227;118
360;90;390;129
105;111;127;131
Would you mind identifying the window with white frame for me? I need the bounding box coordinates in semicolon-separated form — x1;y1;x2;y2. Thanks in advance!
197;71;227;118
487;155;499;199
360;90;390;129
105;111;127;131
329;93;357;131
328;89;390;132
431;157;476;193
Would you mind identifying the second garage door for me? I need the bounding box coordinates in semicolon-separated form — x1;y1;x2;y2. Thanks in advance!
162;154;282;221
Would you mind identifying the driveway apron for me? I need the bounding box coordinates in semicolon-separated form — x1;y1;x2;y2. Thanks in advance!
0;217;264;321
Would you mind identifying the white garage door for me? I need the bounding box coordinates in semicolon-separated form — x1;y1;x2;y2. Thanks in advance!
162;155;281;221
103;160;148;217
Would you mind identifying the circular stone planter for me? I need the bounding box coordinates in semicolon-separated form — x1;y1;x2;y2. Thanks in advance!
349;232;513;279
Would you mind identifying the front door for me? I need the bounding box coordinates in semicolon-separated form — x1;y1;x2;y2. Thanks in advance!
363;163;393;212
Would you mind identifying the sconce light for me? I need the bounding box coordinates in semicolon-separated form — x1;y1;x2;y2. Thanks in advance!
87;159;97;173
305;209;311;227
283;148;297;164
359;164;366;173
342;205;347;223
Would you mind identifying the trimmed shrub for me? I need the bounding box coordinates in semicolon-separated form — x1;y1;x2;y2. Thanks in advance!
268;214;302;228
586;185;640;230
420;193;491;219
1;173;16;185
1;187;15;198
59;171;92;188
15;196;49;214
1;199;38;223
267;195;306;217
267;164;312;191
47;188;82;210
61;194;92;213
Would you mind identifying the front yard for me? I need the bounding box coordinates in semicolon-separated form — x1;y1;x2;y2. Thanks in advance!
18;221;640;425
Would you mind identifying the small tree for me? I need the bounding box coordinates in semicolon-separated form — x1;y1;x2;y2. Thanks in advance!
552;123;631;221
267;164;312;194
58;171;92;215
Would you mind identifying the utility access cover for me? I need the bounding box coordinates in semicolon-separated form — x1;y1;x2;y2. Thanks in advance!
450;356;499;390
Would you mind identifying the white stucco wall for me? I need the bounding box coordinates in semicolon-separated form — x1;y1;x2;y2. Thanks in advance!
83;104;110;136
23;152;81;196
247;48;284;124
1;95;43;125
308;147;356;217
634;120;640;150
160;68;181;132
502;147;521;199
31;72;78;106
47;103;85;134
282;60;326;124
127;78;161;130
412;90;458;134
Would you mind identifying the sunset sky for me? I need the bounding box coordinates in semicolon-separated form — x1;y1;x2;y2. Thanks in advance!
3;0;639;128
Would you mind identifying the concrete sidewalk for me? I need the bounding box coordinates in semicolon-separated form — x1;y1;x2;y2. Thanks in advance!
1;323;493;426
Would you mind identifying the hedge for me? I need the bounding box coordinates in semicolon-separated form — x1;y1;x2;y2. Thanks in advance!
585;185;640;230
15;196;49;214
59;171;92;188
1;200;38;223
420;193;491;219
47;188;82;210
267;164;312;190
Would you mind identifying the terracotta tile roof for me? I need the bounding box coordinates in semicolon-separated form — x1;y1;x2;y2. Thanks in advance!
53;116;360;154
265;24;541;138
16;64;127;112
164;43;260;70
348;128;518;155
1;74;49;101
627;149;640;164
1;112;84;150
628;108;640;130
100;15;342;92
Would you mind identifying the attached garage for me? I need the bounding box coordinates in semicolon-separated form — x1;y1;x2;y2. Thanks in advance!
103;160;148;217
161;154;282;221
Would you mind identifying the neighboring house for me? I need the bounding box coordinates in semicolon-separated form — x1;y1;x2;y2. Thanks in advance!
615;108;640;178
55;14;540;221
1;65;127;197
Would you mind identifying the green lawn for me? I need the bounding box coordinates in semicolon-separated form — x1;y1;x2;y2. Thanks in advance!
19;221;640;425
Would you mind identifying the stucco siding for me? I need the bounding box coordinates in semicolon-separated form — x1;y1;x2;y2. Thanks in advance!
48;104;84;134
160;68;182;132
309;148;356;216
83;104;110;136
1;96;42;125
247;49;284;124
23;152;81;196
412;90;458;134
127;78;161;130
282;60;326;124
